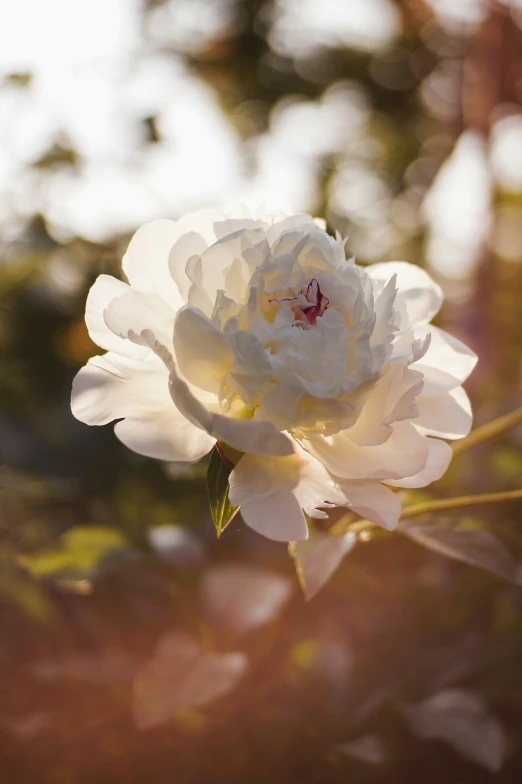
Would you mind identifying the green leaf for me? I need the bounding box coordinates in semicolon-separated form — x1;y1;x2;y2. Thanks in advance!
20;525;128;580
207;446;240;537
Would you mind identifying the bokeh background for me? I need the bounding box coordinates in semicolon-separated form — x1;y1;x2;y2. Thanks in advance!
1;0;522;781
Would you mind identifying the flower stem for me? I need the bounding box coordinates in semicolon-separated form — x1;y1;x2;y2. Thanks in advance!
399;488;522;520
452;406;522;456
332;489;522;536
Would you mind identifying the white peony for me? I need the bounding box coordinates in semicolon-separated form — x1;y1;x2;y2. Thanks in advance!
71;208;477;542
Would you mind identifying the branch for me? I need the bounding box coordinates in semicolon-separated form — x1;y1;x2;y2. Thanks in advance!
332;488;522;536
399;488;522;519
453;406;522;456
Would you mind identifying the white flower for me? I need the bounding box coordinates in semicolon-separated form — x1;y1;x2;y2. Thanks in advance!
71;208;477;542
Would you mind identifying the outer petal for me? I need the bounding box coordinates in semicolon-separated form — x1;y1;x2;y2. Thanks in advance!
146;332;294;457
71;352;214;462
177;208;226;244
348;361;424;447
413;326;477;395
367;261;443;325
113;414;213;463
168;231;208;302
122;220;185;308
71;353;139;426
197;232;246;304
104;290;176;350
173;308;234;394
85;275;147;358
304;421;430;481
228;445;344;542
292;443;347;515
415;386;472;440
336;480;402;530
229;453;309;542
388;437;452;488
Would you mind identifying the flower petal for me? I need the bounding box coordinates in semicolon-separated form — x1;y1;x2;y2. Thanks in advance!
114;413;213;463
71;353;137;426
173;308;233;394
413;326;477;395
348;361;424;447
71;352;214;462
336;480;402;530
229;452;308;542
168;231;208;302
104;290;175;350
122;220;185;308
367;261;443;325
229;445;347;542
146;332;294;457
416;386;472;440
388;437;452;488
85;275;147;358
177;207;225;244
305;421;430;481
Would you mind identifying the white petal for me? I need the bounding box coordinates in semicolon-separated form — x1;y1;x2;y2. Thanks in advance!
336;480;402;530
85;275;147;358
114;413;213;463
173;308;233;393
367;261;443;325
305;421;430;481
168;231;208;302
146;333;294;457
229;452;309;542
348;361;424;447
177;208;225;244
229;445;348;542
213;217;266;239
389;436;452;488
416;386;472;439
414;326;477;395
293;443;347;514
71;352;214;462
122;220;185;308
197;232;245;303
104;290;175;350
71;353;137;426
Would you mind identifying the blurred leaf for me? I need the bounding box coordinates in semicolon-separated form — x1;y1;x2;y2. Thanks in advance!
0;567;56;623
207;446;239;537
337;734;388;765
400;689;505;772
20;525;128;580
492;446;522;480
148;525;205;567
0;711;55;740
61;525;126;552
289;530;356;600
133;632;248;730
33;651;138;683
202;565;292;637
400;523;518;583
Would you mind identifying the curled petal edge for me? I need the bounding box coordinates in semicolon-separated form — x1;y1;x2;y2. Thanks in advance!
140;329;294;458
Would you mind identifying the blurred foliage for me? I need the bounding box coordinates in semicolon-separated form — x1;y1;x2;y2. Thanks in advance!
1;0;522;782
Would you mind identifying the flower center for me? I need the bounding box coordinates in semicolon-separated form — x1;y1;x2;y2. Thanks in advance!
275;279;329;328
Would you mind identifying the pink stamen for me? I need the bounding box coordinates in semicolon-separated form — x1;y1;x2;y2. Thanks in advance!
275;278;329;326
